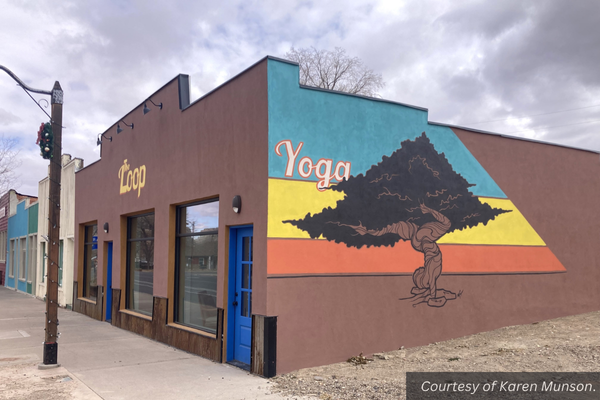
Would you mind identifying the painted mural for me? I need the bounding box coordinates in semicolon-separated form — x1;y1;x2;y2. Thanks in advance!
284;133;510;307
266;58;565;307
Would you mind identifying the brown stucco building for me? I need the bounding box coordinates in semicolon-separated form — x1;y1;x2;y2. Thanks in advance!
74;56;600;376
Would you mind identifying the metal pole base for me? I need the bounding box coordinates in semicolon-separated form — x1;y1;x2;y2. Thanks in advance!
38;362;61;370
42;342;58;365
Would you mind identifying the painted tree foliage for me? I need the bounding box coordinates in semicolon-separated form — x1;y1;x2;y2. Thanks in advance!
285;132;510;307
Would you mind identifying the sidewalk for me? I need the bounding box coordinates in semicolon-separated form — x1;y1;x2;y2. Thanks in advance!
0;287;296;400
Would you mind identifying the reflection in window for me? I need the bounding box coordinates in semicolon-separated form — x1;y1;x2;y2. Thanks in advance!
83;224;98;300
175;199;219;333
240;235;253;318
127;214;154;316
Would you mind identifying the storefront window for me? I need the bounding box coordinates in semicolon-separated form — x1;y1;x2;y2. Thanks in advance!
19;237;26;280
83;225;98;300
0;231;6;262
175;199;219;333
127;213;154;316
59;240;63;287
28;235;37;282
9;239;15;277
41;242;46;283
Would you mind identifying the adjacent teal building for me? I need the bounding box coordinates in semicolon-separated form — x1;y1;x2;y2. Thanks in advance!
6;194;38;294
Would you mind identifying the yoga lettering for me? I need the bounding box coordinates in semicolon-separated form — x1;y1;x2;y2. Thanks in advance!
275;140;351;191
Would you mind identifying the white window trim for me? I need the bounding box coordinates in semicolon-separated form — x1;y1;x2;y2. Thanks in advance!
8;238;15;277
27;234;36;284
18;236;27;281
0;231;7;263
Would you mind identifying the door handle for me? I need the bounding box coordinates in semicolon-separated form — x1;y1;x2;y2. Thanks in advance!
232;301;238;306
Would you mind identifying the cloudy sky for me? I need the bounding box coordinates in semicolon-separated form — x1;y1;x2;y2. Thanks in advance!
1;0;599;195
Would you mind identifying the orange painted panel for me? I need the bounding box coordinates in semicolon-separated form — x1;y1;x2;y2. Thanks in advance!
267;239;565;275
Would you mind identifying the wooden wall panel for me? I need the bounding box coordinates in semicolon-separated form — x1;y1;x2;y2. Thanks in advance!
251;315;265;376
110;288;223;362
251;314;277;377
72;281;104;321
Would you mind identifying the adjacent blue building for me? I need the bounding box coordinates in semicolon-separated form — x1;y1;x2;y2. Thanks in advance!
5;194;38;294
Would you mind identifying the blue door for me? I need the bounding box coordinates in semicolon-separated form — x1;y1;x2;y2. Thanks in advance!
231;227;253;365
105;242;113;322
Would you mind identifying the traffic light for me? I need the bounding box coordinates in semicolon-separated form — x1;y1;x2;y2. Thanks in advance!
37;122;54;159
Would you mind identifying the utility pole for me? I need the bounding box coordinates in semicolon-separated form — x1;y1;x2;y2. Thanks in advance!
0;65;63;368
44;81;63;367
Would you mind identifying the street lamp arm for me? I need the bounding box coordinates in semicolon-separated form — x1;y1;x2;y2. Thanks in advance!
0;65;52;96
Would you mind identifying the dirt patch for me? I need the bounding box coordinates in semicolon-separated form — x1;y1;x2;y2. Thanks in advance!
0;363;74;400
270;311;600;400
0;363;100;400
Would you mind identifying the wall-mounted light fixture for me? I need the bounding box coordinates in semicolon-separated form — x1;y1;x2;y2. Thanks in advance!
96;132;112;146
143;99;163;115
116;119;134;134
232;195;242;214
104;222;109;233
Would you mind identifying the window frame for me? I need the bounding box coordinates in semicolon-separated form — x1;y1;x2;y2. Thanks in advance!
41;241;46;283
27;234;37;284
59;239;64;287
174;198;219;333
0;231;6;262
9;238;15;277
82;224;98;300
19;236;26;280
126;212;155;316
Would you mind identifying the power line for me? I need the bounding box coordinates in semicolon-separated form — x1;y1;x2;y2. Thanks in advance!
464;104;600;125
502;118;600;135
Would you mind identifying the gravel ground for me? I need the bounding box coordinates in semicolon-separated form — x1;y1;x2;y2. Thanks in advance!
270;311;600;400
0;363;96;400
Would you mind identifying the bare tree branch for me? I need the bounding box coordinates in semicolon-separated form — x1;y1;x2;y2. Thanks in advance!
0;136;21;194
285;47;385;97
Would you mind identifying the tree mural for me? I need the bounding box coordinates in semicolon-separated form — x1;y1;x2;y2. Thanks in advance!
284;132;510;307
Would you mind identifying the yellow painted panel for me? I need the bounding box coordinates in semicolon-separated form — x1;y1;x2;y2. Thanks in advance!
268;179;345;238
269;181;545;246
439;198;546;246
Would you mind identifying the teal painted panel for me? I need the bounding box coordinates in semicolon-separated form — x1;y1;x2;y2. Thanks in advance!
8;202;29;240
267;59;506;199
27;281;32;294
28;203;38;234
8;202;28;291
17;270;26;292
